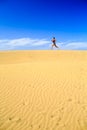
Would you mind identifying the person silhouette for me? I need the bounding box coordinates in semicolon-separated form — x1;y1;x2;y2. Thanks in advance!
51;37;59;49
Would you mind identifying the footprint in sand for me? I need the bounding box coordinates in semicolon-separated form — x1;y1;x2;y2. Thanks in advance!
77;100;80;104
51;115;54;118
30;124;33;128
58;117;61;122
9;117;13;121
9;117;21;123
56;122;59;126
68;98;72;102
22;100;29;106
38;125;41;129
59;107;64;112
23;102;25;105
16;118;21;123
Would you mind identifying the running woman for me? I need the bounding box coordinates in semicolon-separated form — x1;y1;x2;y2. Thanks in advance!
51;37;59;49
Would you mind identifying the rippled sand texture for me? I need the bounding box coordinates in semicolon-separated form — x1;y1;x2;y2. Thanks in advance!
0;50;87;130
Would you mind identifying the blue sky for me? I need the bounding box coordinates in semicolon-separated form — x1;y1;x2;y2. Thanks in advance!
0;0;87;50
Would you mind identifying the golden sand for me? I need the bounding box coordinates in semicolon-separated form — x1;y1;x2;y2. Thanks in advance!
0;50;87;130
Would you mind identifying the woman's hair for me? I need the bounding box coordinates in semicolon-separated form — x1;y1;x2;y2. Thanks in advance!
53;37;55;39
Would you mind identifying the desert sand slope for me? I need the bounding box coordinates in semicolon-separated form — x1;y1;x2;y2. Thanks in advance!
0;50;87;130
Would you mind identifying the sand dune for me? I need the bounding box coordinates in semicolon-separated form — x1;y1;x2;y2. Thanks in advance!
0;50;87;130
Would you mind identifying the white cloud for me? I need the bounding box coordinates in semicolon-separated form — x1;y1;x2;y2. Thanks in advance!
0;38;50;50
0;38;87;50
31;39;50;46
61;42;87;50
